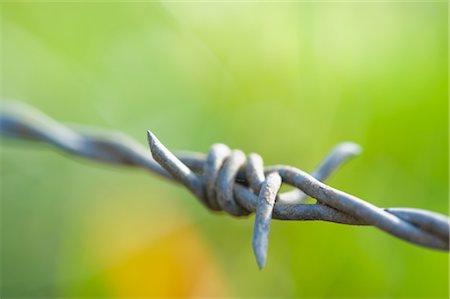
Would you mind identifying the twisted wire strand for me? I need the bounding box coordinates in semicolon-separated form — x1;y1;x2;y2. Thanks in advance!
1;101;449;269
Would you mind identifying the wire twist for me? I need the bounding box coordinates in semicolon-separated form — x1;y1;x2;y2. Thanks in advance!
1;101;449;269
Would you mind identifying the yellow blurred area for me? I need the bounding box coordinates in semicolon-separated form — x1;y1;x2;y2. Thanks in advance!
103;226;227;297
80;189;228;297
1;2;448;298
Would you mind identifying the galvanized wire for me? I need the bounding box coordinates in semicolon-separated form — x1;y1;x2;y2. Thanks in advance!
1;101;449;269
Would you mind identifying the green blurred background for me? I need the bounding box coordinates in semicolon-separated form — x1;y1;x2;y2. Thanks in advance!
1;1;448;298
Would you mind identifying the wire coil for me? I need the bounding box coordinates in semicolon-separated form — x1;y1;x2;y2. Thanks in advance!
1;101;449;269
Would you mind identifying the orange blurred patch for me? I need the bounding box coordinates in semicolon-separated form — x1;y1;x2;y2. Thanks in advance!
82;187;228;297
103;226;227;297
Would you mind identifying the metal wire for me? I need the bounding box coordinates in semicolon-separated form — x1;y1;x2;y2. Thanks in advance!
1;101;449;269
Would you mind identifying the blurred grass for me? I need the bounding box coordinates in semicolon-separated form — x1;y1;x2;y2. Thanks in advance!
1;2;448;298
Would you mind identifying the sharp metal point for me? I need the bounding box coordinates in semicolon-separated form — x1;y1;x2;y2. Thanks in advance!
146;130;204;200
252;172;282;269
1;101;449;270
147;130;157;153
252;236;268;270
278;141;364;204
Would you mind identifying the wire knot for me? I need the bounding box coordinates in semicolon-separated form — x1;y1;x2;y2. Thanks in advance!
1;102;449;270
203;144;251;216
146;130;450;268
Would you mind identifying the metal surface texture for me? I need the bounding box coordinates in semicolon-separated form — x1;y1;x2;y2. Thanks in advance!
1;101;449;269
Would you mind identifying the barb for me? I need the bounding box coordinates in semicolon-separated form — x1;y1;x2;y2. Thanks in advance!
1;101;449;269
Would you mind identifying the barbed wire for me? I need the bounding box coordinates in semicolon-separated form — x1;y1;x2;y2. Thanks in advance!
1;101;449;269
